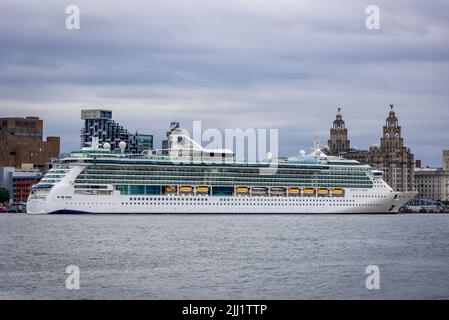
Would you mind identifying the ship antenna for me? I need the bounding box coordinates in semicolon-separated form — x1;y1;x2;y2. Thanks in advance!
313;136;321;151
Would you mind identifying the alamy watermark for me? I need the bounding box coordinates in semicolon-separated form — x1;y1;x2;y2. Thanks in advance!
365;5;380;30
167;121;280;174
365;265;380;290
65;264;80;289
65;5;80;30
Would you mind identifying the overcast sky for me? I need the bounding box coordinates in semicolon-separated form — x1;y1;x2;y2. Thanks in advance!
0;0;448;166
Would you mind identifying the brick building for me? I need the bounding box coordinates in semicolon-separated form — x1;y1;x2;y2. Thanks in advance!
0;117;60;173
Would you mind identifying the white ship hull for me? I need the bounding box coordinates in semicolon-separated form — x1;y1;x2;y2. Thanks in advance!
27;187;416;214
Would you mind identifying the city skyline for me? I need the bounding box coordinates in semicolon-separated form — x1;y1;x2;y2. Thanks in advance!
0;106;444;167
1;0;448;166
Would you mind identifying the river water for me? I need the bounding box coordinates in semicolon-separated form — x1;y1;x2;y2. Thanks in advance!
1;213;448;299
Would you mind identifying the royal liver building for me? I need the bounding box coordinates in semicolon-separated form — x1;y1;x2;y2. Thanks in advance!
325;106;415;192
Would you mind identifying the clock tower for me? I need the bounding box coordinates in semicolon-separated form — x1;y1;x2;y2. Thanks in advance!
368;105;414;192
380;104;403;151
328;108;350;156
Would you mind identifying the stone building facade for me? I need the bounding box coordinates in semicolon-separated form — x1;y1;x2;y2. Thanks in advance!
325;106;414;192
414;167;449;202
414;150;449;202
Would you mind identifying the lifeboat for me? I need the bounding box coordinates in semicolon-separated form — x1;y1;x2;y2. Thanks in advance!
164;186;177;193
271;187;287;196
196;186;210;193
317;188;329;197
252;187;268;196
179;186;193;192
236;187;250;196
303;188;316;196
331;188;344;197
196;186;210;195
288;188;300;196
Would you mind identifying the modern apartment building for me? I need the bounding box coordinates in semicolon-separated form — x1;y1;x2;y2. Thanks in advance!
80;109;153;154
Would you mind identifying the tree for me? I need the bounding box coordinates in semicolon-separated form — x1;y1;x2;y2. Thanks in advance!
0;188;10;204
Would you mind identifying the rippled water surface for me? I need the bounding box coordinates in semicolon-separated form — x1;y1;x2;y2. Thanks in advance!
1;213;449;299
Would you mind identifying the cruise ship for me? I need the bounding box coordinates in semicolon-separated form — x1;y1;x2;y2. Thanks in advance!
27;125;416;214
